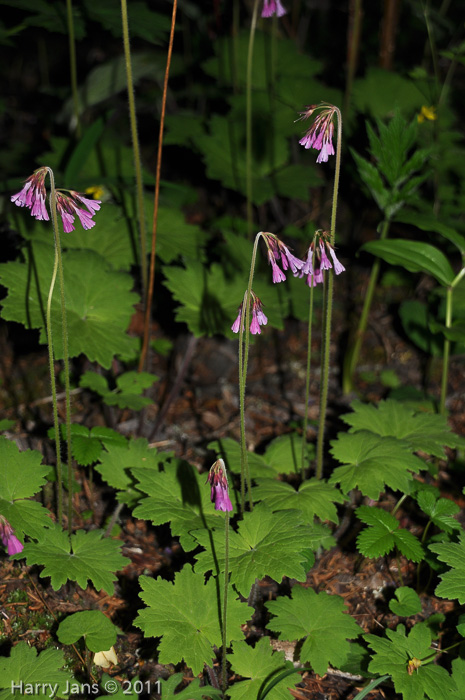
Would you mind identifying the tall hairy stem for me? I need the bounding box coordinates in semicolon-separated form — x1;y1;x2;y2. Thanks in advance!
139;0;178;372
121;0;148;299
245;0;260;238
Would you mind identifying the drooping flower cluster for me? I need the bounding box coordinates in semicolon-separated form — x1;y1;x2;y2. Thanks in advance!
300;231;345;287
262;232;305;284
0;516;23;556
297;103;337;163
231;291;268;335
261;0;287;18
207;459;233;512
11;167;101;232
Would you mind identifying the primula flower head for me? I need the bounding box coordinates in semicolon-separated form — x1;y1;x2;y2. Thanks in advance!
0;516;23;556
207;459;233;512
231;291;268;335
11;167;49;222
297;103;337;164
261;0;287;18
302;232;345;287
261;232;304;284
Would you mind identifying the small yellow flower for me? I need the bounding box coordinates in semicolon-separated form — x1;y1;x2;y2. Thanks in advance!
417;105;437;123
407;657;422;675
93;646;118;668
85;185;105;200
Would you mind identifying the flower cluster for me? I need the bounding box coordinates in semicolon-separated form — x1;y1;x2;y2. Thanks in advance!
297;103;337;163
300;232;345;287
0;516;23;556
207;459;233;512
262;0;287;18
11;168;101;232
231;291;268;335
262;232;304;284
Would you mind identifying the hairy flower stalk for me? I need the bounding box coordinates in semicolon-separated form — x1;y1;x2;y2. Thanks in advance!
207;459;232;692
0;516;23;556
11;167;102;531
231;292;267;335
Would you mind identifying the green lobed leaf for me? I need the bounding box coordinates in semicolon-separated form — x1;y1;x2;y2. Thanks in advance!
389;587;422;617
329;431;425;499
57;610;117;652
158;673;223;700
96;438;172;492
341;399;463;457
0;642;74;699
361;239;455;287
252;477;344;524
134;567;250;676
226;638;302;700
356;506;424;562
451;657;465;699
193;503;321;596
0;241;139;368
417;491;461;534
429;533;465;603
17;524;127;594
266;586;361;676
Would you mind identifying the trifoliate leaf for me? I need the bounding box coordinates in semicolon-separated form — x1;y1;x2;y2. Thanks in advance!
158;673;223;699
57;610;118;652
66;425;127;466
329;431;425;499
193;503;319;596
96;437;171;492
417;492;461;534
341;399;463;457
80;371;157;410
0;642;74;700
0;436;52;540
226;638;302;700
266;586;361;676
253;477;345;524
389;587;422;617
356;506;424;562
429;533;465;604
0;241;139;368
134;566;250;676
17;523;127;594
132;458;227;550
366;623;457;700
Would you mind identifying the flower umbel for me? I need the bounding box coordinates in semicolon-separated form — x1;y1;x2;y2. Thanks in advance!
301;231;345;287
0;516;23;556
207;459;233;512
261;0;287;17
232;291;268;335
11;167;49;222
297;103;337;163
262;232;304;284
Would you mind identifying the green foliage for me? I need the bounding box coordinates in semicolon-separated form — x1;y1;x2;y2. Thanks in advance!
365;622;457;700
341;399;463;457
59;425;126;467
329;430;425;499
389;587;422;617
193;503;327;596
361;240;455;287
0;241;139;368
352;68;424;118
356;506;424;562
429;533;465;603
0;436;52;541
135;566;250;676
158;673;223;700
417;491;461;534
0;642;74;700
399;299;444;356
80;370;158;410
132;456;227;549
82;0;170;45
18;523;127;594
266;586;361;676
57;610;117;652
226;638;302;700
252;477;345;524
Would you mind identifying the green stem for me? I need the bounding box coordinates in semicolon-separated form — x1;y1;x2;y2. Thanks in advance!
121;0;147;298
221;511;230;692
315;107;342;480
245;0;260;238
65;0;81;138
391;492;408;517
301;280;314;479
439;285;452;415
342;218;391;394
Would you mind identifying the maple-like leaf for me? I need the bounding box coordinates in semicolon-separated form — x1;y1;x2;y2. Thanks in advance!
17;523;127;594
134;566;250;676
356;506;424;562
253;477;345;523
266;586;361;676
0;642;74;699
429;533;465;604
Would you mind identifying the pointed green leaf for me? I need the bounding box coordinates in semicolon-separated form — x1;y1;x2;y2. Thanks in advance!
395;210;465;256
429;534;465;603
361;239;455;286
356;506;424;562
158;673;223;700
0;643;74;699
253;477;344;524
417;491;461;534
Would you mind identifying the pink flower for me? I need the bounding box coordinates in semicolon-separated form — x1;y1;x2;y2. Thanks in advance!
231;292;268;335
262;232;304;284
56;191;101;233
319;242;332;271
262;0;287;17
329;246;345;274
11;167;50;221
0;517;23;556
297;103;337;164
207;459;233;512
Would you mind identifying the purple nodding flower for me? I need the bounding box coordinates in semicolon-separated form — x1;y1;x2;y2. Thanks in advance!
231;292;268;335
11;167;50;221
207;459;233;512
271;259;286;283
314;266;324;284
302;247;314;276
281;245;304;274
319;242;332;271
328;246;345;274
261;0;287;18
231;308;242;334
297;104;337;164
0;516;23;556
